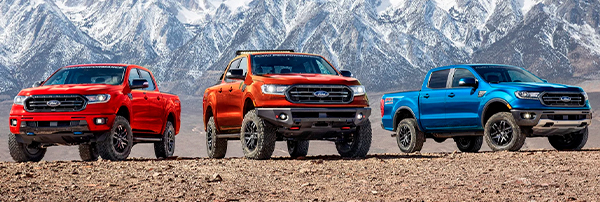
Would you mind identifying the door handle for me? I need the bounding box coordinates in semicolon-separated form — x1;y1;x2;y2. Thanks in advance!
229;86;233;92
144;95;148;100
218;88;223;93
157;96;161;100
423;94;430;98
448;93;455;98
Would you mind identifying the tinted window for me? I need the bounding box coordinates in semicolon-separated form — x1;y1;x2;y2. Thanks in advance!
251;54;337;75
139;70;156;91
428;69;450;89
44;66;126;85
472;66;543;83
238;57;248;76
451;68;476;87
128;68;140;84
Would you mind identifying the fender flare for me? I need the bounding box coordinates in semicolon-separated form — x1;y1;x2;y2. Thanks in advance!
480;98;510;126
392;106;420;131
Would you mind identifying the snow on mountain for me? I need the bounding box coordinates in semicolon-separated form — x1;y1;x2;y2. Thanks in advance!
0;0;599;95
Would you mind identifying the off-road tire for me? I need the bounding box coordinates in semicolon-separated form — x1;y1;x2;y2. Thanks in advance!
98;116;133;161
548;127;588;151
155;121;176;158
206;117;227;159
395;118;425;153
240;110;277;160
335;119;372;158
287;140;309;158
8;133;46;162
484;112;526;151
79;143;99;161
454;136;483;152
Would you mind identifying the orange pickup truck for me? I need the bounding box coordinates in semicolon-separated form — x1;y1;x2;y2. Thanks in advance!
203;50;372;159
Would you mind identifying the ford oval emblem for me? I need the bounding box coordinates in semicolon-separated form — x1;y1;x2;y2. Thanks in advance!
46;100;61;107
313;90;329;98
560;96;572;102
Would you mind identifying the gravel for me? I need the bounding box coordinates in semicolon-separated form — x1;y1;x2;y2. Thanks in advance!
1;150;600;201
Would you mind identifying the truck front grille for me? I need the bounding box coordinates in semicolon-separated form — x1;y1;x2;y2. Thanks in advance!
540;92;586;107
24;95;87;112
286;85;353;104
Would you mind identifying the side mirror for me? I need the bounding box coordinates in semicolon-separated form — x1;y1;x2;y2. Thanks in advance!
542;79;548;83
458;78;478;88
130;79;149;89
32;81;44;87
226;69;245;80
340;70;353;77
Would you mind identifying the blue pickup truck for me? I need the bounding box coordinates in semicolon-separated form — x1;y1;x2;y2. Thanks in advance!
381;64;592;153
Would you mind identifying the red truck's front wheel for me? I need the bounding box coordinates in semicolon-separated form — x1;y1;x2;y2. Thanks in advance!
8;133;46;162
97;116;133;161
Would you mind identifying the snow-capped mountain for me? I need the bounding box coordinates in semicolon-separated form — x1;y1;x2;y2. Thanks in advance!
0;0;598;95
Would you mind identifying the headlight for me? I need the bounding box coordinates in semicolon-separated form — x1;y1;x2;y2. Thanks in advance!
350;85;366;96
582;91;588;100
514;91;541;99
261;85;289;95
13;96;27;105
85;94;111;104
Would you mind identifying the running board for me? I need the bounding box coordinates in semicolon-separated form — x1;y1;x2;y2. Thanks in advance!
133;137;162;142
216;134;239;139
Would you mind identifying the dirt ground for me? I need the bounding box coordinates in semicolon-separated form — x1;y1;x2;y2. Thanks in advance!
1;150;599;201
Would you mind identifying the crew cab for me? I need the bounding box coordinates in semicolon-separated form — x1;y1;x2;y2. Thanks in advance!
8;64;181;162
381;64;592;153
203;50;372;159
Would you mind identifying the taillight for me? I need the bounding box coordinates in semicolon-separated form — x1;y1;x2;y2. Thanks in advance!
380;98;384;117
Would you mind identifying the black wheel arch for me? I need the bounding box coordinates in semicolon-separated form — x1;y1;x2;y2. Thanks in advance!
481;98;511;127
393;107;418;132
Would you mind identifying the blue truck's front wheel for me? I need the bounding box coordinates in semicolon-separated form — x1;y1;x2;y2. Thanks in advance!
395;118;425;153
484;112;526;151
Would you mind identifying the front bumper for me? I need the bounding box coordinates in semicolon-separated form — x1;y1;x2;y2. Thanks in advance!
511;109;592;136
256;107;371;138
9;114;116;144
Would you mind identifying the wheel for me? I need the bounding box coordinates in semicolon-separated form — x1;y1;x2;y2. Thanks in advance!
548;127;588;151
79;143;99;161
454;136;483;152
335;119;372;158
206;116;227;158
484;112;526;151
287;140;309;158
433;137;447;143
240;109;277;160
395;118;425;153
154;121;176;158
8;133;46;162
97;116;133;161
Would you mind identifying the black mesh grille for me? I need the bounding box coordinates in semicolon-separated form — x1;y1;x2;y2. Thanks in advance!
540;93;586;107
24;95;87;112
286;85;353;104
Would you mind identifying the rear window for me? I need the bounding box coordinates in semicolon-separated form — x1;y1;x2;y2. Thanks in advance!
428;69;450;89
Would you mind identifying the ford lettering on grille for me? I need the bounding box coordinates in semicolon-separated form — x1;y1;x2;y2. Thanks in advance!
313;91;329;98
560;96;572;102
46;100;61;107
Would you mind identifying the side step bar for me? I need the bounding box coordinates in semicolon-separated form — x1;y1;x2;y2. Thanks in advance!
217;134;239;139
133;137;162;143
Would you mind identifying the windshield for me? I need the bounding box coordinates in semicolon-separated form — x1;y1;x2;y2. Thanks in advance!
251;54;338;75
44;66;126;85
472;65;543;83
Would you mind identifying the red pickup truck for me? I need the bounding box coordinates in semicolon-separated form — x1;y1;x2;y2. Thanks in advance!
8;64;181;162
203;50;372;159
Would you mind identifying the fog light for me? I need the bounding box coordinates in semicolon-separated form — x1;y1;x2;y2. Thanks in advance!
94;118;107;125
278;113;288;120
356;113;364;120
10;119;17;126
521;113;535;119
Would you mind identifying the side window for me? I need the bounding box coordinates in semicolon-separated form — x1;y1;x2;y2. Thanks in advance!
224;59;242;82
238;57;248;76
428;69;450;89
128;68;140;84
139;70;156;91
451;68;476;87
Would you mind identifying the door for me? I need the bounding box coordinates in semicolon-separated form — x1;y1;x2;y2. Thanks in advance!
139;69;165;133
128;68;152;133
216;58;242;130
223;57;247;127
446;68;482;128
419;69;450;130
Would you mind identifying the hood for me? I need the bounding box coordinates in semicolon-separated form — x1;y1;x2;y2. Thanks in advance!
18;84;123;96
489;82;584;92
254;74;361;85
